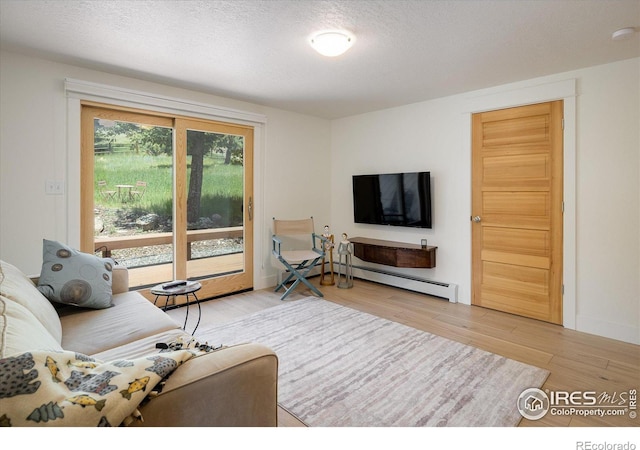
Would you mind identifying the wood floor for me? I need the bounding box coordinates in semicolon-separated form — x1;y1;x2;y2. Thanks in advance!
166;277;639;427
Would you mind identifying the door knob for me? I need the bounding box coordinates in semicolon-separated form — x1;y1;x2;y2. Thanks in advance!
473;216;482;223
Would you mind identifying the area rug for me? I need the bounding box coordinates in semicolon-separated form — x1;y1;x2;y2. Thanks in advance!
195;297;549;427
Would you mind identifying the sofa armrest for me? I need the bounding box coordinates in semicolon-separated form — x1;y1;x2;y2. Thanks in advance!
132;343;278;427
112;266;129;295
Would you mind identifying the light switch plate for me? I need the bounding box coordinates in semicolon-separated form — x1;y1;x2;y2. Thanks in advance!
45;180;64;195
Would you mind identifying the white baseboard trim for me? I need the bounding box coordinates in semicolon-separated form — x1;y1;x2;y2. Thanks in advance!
576;314;639;345
273;263;457;302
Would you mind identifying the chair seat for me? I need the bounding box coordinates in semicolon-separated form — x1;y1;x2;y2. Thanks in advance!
280;249;320;263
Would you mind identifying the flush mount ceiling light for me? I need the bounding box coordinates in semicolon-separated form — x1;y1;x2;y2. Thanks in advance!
612;27;637;41
310;30;354;57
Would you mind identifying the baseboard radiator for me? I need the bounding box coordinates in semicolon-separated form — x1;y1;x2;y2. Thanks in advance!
278;263;458;303
350;264;457;303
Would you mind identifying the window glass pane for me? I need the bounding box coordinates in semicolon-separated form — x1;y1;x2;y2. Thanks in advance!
93;118;173;288
185;130;245;279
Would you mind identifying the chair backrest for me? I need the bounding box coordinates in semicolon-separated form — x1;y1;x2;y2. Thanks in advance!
273;217;314;236
98;180;107;187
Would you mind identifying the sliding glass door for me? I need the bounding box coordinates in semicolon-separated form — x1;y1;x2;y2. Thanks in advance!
175;117;253;298
81;105;253;301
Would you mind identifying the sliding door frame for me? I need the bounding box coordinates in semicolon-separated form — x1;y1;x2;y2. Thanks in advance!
66;79;267;298
80;101;255;300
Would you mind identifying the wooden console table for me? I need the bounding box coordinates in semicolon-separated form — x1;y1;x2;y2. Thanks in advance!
350;237;436;268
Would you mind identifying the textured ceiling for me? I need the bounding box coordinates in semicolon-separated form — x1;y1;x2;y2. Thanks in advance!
1;0;639;119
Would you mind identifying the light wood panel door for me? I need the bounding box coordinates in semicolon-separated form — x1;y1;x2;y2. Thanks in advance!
471;101;563;324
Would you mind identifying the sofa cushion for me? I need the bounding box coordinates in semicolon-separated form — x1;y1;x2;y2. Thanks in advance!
0;260;62;343
37;239;115;309
59;291;182;356
0;296;63;358
91;329;190;361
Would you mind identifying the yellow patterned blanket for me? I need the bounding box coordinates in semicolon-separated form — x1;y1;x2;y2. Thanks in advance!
0;348;196;427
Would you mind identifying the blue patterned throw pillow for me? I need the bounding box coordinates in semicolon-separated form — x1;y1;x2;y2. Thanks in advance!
37;239;115;309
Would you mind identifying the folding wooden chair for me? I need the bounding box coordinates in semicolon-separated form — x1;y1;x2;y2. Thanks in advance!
272;217;328;300
130;181;147;200
98;180;116;200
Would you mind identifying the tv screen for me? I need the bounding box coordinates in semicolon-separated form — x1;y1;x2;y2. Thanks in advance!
352;172;432;228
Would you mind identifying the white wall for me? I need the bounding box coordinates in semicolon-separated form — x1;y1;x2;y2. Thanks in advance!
258;107;331;284
331;58;640;344
331;97;468;291
571;59;640;343
1;49;638;344
0;50;331;289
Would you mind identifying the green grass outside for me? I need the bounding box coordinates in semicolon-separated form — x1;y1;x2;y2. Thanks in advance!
94;152;244;226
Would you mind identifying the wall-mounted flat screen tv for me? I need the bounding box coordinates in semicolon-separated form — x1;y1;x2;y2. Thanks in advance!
352;171;432;228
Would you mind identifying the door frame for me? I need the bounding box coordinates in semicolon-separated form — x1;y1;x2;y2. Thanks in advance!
64;79;267;295
470;101;564;324
462;78;577;330
80;105;255;299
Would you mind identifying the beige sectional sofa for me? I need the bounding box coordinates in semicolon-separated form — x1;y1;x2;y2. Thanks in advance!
0;260;278;427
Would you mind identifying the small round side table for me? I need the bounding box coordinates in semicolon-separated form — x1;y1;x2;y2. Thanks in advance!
151;280;202;335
